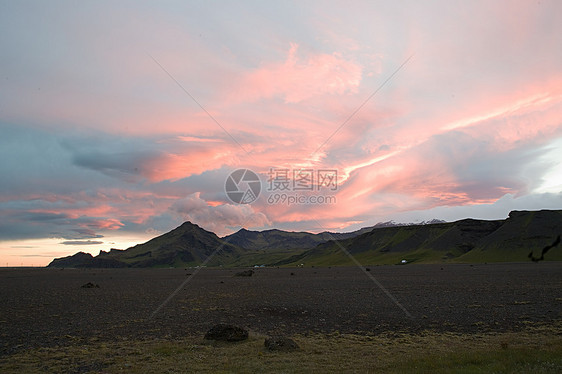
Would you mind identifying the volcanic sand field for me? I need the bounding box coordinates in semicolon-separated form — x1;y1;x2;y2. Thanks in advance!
1;263;561;372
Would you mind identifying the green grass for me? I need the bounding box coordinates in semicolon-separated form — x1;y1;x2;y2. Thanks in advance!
387;227;416;246
2;324;560;373
353;248;449;265
400;347;562;373
279;246;453;267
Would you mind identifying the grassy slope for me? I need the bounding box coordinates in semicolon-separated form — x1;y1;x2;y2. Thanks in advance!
2;324;561;373
275;222;490;267
278;246;451;267
275;210;562;266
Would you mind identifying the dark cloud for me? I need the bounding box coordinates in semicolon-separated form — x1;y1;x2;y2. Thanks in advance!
0;219;59;241
0;209;105;241
0;124;191;240
18;254;65;257
0;124;242;242
71;150;153;182
61;133;210;183
69;229;104;239
60;240;103;245
20;212;70;222
0;123;118;198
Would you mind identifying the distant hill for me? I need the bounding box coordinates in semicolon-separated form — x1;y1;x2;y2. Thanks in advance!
222;221;445;252
223;226;375;251
47;251;128;268
47;210;562;268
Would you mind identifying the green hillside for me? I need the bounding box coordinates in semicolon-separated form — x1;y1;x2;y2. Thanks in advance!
275;210;562;266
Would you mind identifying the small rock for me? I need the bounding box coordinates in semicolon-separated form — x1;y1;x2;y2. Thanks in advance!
264;336;299;352
204;324;248;342
81;282;99;288
234;270;254;277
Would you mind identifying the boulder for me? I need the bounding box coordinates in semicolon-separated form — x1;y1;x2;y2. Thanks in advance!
264;336;299;352
204;324;248;342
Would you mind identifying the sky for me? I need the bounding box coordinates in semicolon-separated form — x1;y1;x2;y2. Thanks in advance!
1;1;562;266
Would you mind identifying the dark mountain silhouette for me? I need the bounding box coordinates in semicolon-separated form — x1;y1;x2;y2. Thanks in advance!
49;222;242;268
48;251;128;268
47;210;562;268
222;226;375;251
222;220;446;252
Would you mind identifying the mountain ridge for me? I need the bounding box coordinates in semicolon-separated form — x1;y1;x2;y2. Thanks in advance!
47;210;562;268
222;225;376;251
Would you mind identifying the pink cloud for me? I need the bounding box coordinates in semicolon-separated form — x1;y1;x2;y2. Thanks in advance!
141;147;235;182
170;193;270;235
78;219;124;231
228;43;363;104
7;72;560;240
245;77;562;231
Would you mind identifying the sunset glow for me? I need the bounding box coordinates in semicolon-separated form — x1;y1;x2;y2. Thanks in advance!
1;1;562;266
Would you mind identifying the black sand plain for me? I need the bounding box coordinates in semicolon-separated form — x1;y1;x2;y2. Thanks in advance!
1;262;561;357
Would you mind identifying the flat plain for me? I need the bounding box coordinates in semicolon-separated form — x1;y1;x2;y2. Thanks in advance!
1;263;561;372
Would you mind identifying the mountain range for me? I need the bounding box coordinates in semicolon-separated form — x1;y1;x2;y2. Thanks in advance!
47;210;562;268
